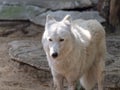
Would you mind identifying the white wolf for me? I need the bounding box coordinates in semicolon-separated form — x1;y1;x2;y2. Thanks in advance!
42;15;106;90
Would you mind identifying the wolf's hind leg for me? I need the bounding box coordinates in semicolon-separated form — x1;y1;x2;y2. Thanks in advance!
96;60;104;90
96;38;106;90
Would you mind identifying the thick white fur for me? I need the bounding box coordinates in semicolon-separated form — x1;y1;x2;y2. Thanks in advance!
42;15;106;90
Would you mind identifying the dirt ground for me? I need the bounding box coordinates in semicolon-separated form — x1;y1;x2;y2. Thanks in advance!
0;25;52;90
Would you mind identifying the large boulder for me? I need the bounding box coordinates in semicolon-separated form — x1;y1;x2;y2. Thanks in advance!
0;0;106;26
0;4;105;26
0;0;92;10
90;0;98;4
8;40;49;71
0;5;46;20
30;10;105;26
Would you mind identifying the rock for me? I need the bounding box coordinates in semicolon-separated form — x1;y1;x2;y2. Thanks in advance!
0;20;28;26
0;20;44;37
0;5;46;20
0;0;92;10
0;5;27;20
8;36;120;89
105;59;120;88
105;74;120;88
0;1;105;26
30;10;105;26
8;40;50;71
106;37;120;56
0;21;30;36
0;5;105;26
90;0;98;4
104;37;120;88
105;53;115;66
22;23;44;37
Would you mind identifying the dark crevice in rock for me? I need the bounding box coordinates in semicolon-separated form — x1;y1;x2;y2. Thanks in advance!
0;20;30;27
61;6;94;12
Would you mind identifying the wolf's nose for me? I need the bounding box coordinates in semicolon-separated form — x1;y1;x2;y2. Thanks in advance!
52;52;58;58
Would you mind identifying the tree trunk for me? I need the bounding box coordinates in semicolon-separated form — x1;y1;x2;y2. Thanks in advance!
109;0;120;29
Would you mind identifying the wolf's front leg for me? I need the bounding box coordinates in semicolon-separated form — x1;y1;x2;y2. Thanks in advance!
68;81;77;90
52;72;64;90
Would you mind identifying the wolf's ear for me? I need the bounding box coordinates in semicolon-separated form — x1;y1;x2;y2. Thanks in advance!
62;15;71;25
46;15;56;26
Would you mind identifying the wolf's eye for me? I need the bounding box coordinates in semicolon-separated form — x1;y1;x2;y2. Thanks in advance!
59;39;64;42
49;38;52;41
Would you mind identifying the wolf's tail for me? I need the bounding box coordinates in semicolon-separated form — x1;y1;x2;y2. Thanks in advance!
80;65;97;90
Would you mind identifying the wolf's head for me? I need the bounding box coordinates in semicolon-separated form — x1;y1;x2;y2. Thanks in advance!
42;15;74;59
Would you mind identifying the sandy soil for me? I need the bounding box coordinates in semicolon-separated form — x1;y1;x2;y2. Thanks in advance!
0;28;51;90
